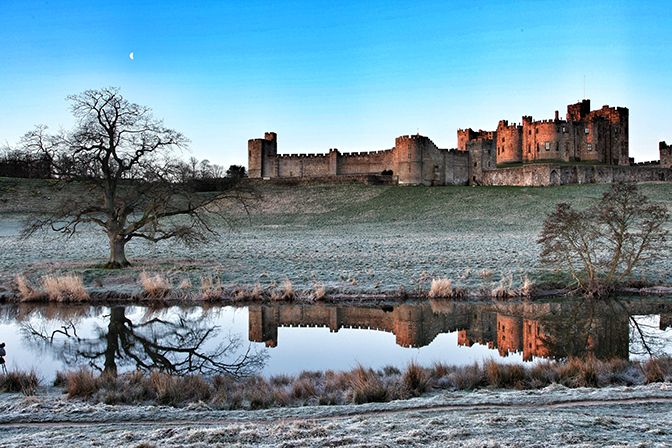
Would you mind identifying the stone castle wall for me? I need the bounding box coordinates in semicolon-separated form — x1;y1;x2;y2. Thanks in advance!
481;164;672;187
247;99;668;187
248;133;470;186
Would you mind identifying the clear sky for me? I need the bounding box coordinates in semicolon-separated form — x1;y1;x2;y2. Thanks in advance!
1;0;671;167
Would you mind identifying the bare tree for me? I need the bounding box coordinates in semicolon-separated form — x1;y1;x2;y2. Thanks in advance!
538;183;669;295
19;87;256;267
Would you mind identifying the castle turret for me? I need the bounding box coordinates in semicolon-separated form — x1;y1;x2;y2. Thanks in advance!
394;135;426;185
567;99;591;121
248;132;278;178
661;141;672;168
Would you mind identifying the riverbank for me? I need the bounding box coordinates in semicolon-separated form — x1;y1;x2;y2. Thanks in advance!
2;381;672;447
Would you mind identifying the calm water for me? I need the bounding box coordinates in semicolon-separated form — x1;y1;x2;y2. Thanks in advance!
0;297;671;381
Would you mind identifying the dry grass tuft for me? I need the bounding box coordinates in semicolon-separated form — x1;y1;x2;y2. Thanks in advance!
15;274;35;300
63;369;99;398
0;370;39;395
41;275;89;302
313;283;327;301
200;275;223;300
484;360;526;389
402;362;429;396
428;278;453;299
139;272;171;299
234;283;265;301
521;274;534;297
272;279;295;301
349;366;388;404
642;357;672;383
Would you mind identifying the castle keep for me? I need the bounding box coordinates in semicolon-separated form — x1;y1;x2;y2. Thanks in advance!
248;99;672;186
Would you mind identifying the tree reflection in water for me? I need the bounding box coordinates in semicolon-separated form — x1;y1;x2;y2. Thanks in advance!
22;305;267;377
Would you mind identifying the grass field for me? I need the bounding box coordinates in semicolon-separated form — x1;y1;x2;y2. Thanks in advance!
2;178;672;297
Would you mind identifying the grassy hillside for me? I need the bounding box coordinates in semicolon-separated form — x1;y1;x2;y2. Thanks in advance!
1;178;671;296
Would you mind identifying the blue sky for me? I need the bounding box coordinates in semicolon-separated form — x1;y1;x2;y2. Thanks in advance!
1;0;671;167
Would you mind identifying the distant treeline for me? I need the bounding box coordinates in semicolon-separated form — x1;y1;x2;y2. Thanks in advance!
0;149;52;178
0;149;246;191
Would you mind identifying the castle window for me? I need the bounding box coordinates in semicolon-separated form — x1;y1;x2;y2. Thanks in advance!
545;142;550;150
502;137;505;143
536;128;539;134
584;128;590;134
528;130;532;135
562;126;566;133
587;143;593;151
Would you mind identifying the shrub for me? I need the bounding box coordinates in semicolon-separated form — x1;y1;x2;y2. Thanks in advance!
538;183;669;295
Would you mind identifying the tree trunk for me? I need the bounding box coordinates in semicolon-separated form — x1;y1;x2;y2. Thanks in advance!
107;234;130;268
103;307;125;376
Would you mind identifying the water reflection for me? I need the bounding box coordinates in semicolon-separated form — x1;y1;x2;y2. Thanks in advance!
248;298;672;360
0;298;670;379
21;305;267;377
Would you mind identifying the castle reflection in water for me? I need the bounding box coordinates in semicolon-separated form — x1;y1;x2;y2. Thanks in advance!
249;300;672;361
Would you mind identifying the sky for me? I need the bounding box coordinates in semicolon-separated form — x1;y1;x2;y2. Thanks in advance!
1;0;671;167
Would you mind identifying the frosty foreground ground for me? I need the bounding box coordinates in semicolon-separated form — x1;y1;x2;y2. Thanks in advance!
2;383;672;447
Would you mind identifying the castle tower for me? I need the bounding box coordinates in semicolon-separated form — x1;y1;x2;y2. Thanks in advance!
394;135;425;185
495;120;522;164
661;141;672;168
248;132;278;178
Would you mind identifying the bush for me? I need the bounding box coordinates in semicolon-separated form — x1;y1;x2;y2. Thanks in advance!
538;183;669;295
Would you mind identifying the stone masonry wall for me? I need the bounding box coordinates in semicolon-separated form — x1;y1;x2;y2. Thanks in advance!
482;164;672;187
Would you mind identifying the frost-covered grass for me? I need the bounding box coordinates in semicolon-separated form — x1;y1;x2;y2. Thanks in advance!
36;356;672;410
2;180;672;299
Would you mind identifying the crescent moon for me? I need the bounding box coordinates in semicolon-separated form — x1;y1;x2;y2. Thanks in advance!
129;52;134;61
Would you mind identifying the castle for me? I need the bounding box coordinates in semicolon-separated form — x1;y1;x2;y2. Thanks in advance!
248;99;672;186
